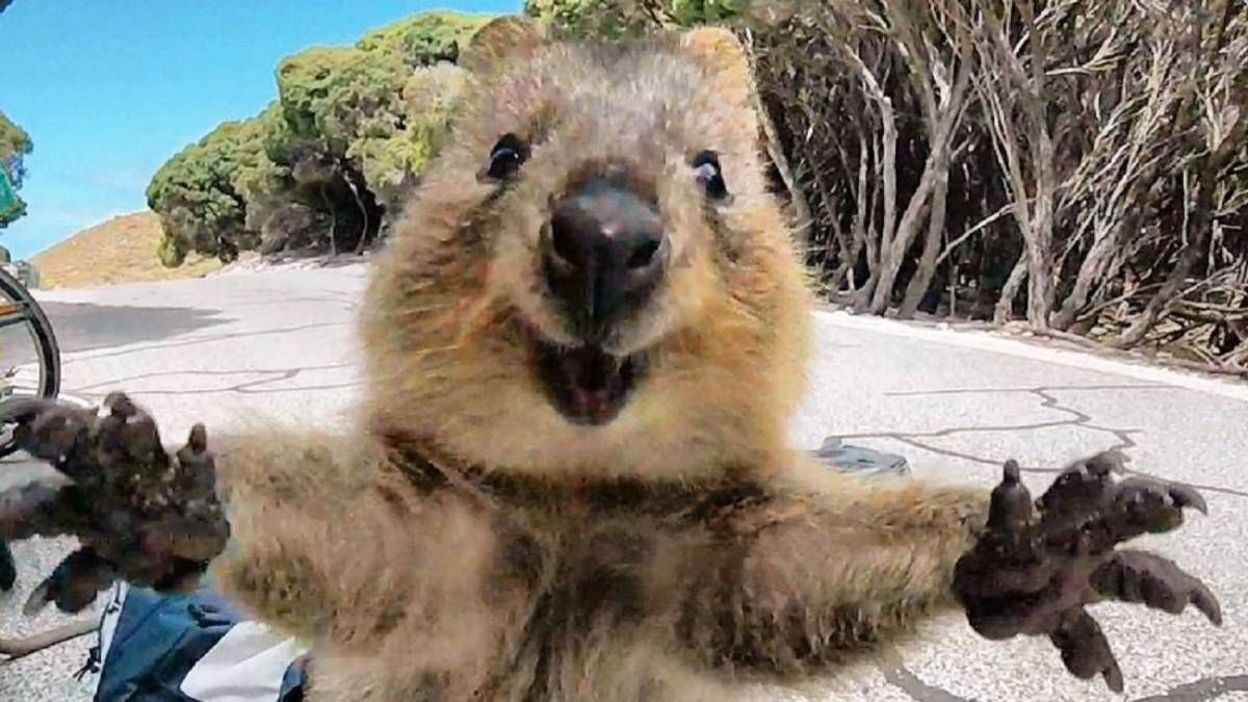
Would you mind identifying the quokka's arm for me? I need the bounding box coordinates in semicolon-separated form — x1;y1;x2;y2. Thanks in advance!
652;452;1221;692
647;461;991;679
207;431;420;647
208;431;497;653
0;393;486;654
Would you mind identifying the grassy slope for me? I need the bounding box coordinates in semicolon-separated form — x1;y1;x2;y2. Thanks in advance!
30;211;222;289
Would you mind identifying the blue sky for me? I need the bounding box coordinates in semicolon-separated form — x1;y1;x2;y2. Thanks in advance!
0;1;521;260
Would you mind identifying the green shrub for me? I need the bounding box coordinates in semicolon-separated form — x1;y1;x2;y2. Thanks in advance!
148;10;487;263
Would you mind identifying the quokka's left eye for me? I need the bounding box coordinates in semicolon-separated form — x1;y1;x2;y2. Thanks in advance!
692;150;728;201
484;133;530;181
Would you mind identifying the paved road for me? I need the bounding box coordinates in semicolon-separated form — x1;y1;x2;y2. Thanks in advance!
1;262;1245;702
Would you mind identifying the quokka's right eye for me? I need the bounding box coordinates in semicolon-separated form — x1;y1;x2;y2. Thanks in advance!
691;150;728;201
484;133;530;180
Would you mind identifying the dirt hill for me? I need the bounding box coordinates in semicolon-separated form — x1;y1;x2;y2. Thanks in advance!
30;211;223;289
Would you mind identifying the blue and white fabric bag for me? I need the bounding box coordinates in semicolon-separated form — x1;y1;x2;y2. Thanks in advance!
90;581;308;702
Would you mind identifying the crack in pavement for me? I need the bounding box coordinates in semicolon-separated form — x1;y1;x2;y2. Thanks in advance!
875;384;1154;450
836;417;1084;440
884;384;1170;396
212;294;360;311
60;321;352;365
92;380;364;397
73;377;362;398
69;363;356;395
842;385;1247;500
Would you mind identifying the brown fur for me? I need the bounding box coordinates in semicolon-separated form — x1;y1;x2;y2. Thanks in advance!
205;18;992;701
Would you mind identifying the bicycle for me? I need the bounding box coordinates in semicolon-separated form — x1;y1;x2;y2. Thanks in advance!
0;262;61;458
0;263;68;654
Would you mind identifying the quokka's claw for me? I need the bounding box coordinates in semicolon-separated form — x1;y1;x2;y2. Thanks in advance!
0;394;230;605
1092;549;1223;626
103;391;139;419
0;396;56;423
1050;607;1124;693
1106;476;1208;541
23;547;116;615
985;458;1035;534
1035;455;1121;531
1;398;94;468
957;452;1222;693
186;423;208;454
96;394;166;470
1166;482;1208;516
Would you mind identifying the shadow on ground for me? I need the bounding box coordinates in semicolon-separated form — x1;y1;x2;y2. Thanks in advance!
39;302;229;353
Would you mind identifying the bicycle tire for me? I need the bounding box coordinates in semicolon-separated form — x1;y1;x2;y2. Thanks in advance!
0;266;61;458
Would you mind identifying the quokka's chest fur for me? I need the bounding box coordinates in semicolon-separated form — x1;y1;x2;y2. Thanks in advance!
404;463;764;609
437;467;771;597
392;471;767;701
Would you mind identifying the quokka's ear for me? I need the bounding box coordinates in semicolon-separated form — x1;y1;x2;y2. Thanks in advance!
460;15;549;75
677;26;754;106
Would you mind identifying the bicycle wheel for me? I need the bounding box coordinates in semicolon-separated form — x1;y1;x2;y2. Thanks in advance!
0;265;61;458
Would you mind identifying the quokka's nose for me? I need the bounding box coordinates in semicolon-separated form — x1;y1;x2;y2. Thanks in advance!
542;178;666;339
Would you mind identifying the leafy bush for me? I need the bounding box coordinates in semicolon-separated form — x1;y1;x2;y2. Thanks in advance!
147;115;277;265
0;110;31;229
149;10;488;264
355;10;488;66
523;0;748;37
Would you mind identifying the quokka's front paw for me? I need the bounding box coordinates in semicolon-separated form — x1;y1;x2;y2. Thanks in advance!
953;452;1221;692
0;392;230;613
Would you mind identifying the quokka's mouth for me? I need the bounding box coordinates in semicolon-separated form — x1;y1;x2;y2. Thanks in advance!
533;339;644;426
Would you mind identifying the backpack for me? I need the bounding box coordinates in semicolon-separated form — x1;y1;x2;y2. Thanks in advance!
89;581;309;702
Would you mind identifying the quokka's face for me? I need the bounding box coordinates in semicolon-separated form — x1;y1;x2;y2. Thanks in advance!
449;34;782;426
370;20;812;476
